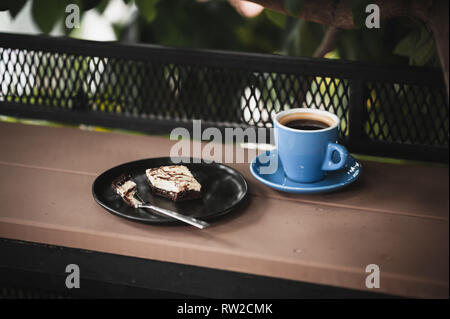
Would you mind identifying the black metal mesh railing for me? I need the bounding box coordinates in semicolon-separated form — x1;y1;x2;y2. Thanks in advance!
0;48;351;133
0;33;448;162
365;81;448;147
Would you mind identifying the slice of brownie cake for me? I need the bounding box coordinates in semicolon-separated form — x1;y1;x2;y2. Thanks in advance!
145;165;202;202
111;174;142;208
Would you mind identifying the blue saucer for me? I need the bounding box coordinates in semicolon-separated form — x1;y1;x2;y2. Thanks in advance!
250;150;362;194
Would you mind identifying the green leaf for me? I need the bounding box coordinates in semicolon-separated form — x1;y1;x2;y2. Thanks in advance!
393;32;417;57
31;0;67;34
298;20;324;56
265;9;286;29
283;0;304;16
393;25;438;66
135;0;159;22
283;19;324;57
411;27;438;66
0;0;27;18
350;0;372;29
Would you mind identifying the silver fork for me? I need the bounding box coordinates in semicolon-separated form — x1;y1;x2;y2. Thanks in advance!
133;192;210;229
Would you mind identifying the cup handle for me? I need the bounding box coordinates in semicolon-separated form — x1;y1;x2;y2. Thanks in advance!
321;143;348;171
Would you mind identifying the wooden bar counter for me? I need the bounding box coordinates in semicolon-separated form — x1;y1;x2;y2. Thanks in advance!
0;121;448;298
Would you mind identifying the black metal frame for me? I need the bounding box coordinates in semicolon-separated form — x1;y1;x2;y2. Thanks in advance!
0;32;448;162
0;238;395;298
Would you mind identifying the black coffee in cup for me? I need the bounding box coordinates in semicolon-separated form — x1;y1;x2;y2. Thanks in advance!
278;112;333;131
284;119;330;130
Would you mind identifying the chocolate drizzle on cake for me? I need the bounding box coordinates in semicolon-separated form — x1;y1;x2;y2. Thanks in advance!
146;165;202;202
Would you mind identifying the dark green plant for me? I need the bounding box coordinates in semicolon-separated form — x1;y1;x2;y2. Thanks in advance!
0;0;440;67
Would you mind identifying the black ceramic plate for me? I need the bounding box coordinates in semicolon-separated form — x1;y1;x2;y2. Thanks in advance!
92;157;248;225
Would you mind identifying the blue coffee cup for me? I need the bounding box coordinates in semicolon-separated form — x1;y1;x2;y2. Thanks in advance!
274;108;348;183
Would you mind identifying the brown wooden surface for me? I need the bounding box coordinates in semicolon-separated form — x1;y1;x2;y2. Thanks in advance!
0;121;448;298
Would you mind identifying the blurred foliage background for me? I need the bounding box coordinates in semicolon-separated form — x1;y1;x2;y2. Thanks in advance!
0;0;447;165
0;0;441;67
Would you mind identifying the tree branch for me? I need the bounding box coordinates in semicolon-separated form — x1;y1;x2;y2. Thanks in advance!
249;0;435;28
313;26;341;58
248;0;449;97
